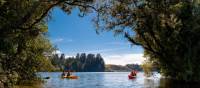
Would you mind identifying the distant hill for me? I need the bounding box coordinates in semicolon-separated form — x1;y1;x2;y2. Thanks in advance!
105;64;131;72
105;64;143;72
126;64;143;71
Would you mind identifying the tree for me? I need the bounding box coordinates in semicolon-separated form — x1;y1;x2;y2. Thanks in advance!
96;0;200;82
80;53;87;63
59;53;65;69
52;53;106;72
51;54;60;66
141;60;153;77
0;0;98;85
96;54;105;72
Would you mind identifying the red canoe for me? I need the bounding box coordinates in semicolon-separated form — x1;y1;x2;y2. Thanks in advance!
128;75;136;79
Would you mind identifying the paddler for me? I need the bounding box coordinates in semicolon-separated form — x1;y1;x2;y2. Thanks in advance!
64;64;71;76
130;70;137;76
61;71;66;76
67;70;71;76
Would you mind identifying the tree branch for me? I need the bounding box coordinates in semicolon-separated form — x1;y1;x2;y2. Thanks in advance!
124;32;141;45
19;1;65;30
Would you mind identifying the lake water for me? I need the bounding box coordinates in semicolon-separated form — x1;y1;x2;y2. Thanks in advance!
14;72;200;88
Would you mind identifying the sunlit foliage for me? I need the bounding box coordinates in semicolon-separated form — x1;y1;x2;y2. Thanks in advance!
141;60;153;77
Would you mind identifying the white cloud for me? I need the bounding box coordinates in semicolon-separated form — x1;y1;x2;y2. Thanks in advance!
52;50;62;55
53;38;64;43
52;38;73;43
103;53;146;66
65;55;74;58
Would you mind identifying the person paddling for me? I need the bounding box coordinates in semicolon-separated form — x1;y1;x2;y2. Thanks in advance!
128;70;137;79
130;70;137;76
64;64;71;77
67;70;71;76
61;71;66;77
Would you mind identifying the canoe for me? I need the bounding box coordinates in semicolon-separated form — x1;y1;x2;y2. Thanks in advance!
128;75;136;79
62;76;78;79
43;77;50;79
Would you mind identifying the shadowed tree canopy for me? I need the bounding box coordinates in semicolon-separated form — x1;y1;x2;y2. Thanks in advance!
0;0;98;86
0;0;97;32
95;0;200;82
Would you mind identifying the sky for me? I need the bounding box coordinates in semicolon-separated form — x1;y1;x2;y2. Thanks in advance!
47;8;145;65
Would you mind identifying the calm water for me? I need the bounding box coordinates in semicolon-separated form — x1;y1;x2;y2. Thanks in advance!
14;72;200;88
40;72;161;88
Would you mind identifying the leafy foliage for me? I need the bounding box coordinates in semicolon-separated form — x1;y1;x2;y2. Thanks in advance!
141;60;153;77
0;0;97;86
96;0;200;82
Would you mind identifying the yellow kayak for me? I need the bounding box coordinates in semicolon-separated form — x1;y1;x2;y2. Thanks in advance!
62;76;78;79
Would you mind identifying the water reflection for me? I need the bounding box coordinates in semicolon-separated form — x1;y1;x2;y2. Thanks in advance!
159;78;200;88
144;78;159;88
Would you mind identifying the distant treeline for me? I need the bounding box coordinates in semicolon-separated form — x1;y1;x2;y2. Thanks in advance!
50;53;105;72
105;63;159;72
126;64;143;71
105;64;143;72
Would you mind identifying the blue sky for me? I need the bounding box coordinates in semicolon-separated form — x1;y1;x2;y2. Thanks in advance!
48;8;145;65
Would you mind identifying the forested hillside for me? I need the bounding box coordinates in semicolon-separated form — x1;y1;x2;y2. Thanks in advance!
50;53;105;72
